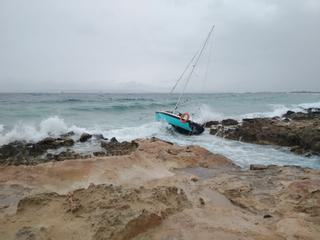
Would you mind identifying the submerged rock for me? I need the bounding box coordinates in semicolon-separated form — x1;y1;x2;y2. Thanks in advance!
93;134;106;140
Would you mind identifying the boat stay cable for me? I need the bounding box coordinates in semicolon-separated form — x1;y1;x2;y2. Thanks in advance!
169;51;198;95
173;25;215;113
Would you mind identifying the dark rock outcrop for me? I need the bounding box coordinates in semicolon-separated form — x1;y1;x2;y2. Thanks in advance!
0;133;141;166
79;133;92;142
249;164;269;170
37;137;74;149
204;120;220;128
283;108;320;120
93;151;106;157
101;138;138;156
46;150;82;161
110;137;118;143
0;136;75;165
0;141;37;165
60;131;75;138
208;108;320;155
221;119;239;126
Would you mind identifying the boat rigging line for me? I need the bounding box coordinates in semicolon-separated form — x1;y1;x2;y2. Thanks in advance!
173;24;215;113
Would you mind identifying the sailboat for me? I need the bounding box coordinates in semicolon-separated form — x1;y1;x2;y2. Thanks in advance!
155;25;215;135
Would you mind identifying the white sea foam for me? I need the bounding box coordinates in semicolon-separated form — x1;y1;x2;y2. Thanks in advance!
1;99;320;169
155;130;320;169
101;122;167;142
93;118;320;169
0;116;87;145
192;104;225;123
242;101;320;119
296;101;320;109
242;104;291;119
39;116;68;135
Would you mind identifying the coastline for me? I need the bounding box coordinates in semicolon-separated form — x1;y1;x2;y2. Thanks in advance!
206;107;320;156
0;137;319;239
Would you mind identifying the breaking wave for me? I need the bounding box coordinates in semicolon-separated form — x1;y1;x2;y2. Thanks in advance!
0;116;87;145
242;101;320;119
192;104;226;123
1;100;320;146
297;101;320;109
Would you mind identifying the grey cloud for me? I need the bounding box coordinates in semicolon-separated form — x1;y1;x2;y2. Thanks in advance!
0;0;319;92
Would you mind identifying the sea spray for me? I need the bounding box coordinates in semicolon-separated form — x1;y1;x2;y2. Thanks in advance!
196;104;226;123
0;116;87;145
297;101;320;109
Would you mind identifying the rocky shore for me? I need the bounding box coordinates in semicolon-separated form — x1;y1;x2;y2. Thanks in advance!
0;133;138;166
206;108;320;156
0;137;319;239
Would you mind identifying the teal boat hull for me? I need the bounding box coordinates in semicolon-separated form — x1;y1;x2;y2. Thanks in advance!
155;111;204;135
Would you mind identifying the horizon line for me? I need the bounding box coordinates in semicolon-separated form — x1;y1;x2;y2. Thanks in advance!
0;91;320;94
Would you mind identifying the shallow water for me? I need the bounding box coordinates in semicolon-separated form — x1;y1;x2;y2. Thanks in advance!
1;92;320;168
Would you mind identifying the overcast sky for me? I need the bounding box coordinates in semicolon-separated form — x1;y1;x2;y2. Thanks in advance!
0;0;319;93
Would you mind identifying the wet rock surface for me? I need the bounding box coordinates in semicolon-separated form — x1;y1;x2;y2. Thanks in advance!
0;134;138;166
79;132;92;142
283;107;320;120
206;108;320;155
0;136;75;165
101;138;139;156
203;120;219;128
221;118;239;126
46;149;84;161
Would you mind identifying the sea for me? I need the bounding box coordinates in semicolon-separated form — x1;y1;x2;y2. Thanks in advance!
0;92;320;169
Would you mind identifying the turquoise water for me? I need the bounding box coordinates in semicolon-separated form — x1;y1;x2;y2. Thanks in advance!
1;92;320;168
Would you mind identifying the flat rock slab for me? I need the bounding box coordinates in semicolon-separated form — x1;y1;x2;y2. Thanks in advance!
0;138;319;239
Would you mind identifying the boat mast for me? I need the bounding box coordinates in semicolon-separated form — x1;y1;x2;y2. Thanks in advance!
169;51;198;95
173;25;215;113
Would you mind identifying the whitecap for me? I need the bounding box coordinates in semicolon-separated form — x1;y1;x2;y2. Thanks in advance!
296;101;320;109
0;116;88;145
